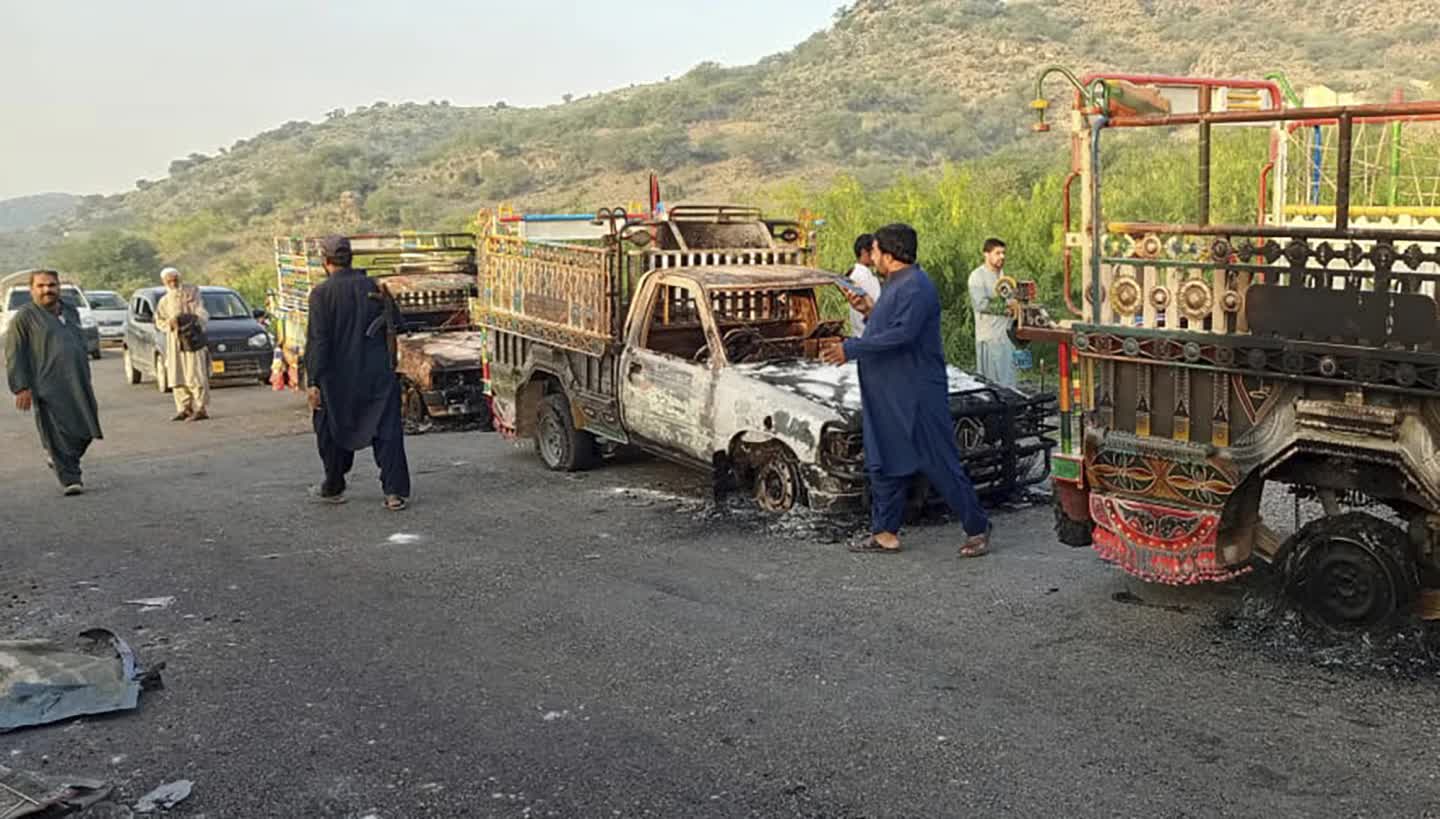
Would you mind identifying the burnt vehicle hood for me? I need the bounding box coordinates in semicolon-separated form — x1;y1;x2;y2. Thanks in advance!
396;331;486;374
735;359;1011;426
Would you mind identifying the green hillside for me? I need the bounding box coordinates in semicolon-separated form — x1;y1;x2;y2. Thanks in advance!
10;0;1438;298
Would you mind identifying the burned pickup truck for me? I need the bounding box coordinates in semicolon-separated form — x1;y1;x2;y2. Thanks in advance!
272;232;490;427
480;204;1053;512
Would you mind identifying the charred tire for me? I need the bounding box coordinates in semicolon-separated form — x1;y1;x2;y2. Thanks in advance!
474;396;495;432
536;392;598;471
123;348;142;385
1283;511;1418;632
752;451;803;513
401;382;429;424
155;355;171;394
1054;494;1093;547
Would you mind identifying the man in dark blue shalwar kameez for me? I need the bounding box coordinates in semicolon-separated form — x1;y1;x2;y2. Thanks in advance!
305;235;412;510
821;224;990;556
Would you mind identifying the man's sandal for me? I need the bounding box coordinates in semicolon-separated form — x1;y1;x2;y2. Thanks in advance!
849;536;901;554
384;495;409;511
959;525;992;558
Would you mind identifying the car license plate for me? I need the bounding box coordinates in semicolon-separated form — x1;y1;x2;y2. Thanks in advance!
211;359;225;374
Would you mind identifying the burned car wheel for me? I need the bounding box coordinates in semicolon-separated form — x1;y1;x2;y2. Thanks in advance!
1283;512;1417;631
753;452;802;513
537;392;598;472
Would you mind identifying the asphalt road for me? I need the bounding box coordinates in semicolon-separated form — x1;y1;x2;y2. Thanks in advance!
3;352;1440;817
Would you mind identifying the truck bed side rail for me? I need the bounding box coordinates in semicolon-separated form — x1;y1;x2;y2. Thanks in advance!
480;234;614;357
646;248;809;270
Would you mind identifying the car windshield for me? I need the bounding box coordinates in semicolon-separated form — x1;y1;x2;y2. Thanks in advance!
87;292;126;310
201;291;251;319
6;286;87;310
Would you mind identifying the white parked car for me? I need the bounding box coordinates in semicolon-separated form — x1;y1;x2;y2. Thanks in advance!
84;289;128;347
1;272;101;359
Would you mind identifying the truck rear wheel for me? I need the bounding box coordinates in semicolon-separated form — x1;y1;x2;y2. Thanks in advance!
537;392;597;471
1054;494;1093;547
1283;511;1418;631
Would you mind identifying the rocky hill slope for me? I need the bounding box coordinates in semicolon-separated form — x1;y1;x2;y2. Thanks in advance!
11;0;1438;282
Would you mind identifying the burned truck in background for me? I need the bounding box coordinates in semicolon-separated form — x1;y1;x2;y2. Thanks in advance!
272;232;490;427
479;203;1054;512
1020;68;1440;629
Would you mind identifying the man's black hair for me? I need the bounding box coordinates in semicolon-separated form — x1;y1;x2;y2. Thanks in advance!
28;269;59;286
873;224;917;265
983;237;1007;253
853;233;874;259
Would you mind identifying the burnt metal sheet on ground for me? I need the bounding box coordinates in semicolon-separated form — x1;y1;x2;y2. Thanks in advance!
0;629;151;733
0;764;110;818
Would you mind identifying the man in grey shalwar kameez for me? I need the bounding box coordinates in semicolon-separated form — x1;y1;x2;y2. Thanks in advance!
155;267;211;421
5;270;103;494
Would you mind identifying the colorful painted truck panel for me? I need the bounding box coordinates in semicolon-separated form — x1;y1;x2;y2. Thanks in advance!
1018;68;1440;629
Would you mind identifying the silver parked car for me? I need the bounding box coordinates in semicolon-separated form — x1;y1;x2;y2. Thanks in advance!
85;290;128;347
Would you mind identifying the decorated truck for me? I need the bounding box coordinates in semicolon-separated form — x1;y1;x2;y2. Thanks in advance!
478;201;1054;513
1019;68;1440;629
271;232;490;427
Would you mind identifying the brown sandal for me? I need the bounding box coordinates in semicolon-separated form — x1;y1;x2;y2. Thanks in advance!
849;536;901;554
959;525;992;558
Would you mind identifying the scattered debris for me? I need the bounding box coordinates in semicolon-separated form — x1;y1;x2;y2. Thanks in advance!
132;780;191;814
386;534;421;545
1;629;163;733
122;598;174;612
0;763;110;818
540;710;569;722
1213;579;1440;679
1111;590;1190;614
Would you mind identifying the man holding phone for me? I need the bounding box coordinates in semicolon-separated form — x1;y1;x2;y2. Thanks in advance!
820;225;990;557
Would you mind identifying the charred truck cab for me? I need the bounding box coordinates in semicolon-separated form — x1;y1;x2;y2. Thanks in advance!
480;200;1053;513
272;232;490;426
1022;68;1440;629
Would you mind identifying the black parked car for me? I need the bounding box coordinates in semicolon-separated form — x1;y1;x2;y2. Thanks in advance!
122;286;273;391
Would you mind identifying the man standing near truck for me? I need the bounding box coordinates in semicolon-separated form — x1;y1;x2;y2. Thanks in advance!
968;238;1017;387
847;233;881;336
305;235;411;510
820;224;991;557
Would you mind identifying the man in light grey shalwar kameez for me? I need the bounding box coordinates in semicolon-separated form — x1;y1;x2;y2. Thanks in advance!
968;237;1017;388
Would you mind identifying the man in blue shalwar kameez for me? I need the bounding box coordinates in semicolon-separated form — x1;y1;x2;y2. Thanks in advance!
820;224;991;556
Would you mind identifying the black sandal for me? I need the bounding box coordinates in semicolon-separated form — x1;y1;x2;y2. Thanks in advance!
849;536;901;554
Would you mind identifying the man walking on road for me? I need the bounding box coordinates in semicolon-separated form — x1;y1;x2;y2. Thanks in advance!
5;269;103;495
968;238;1017;387
306;235;411;510
847;233;881;336
821;224;990;556
155;267;211;421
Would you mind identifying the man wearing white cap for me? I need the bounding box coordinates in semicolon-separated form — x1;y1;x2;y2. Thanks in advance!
155;267;211;421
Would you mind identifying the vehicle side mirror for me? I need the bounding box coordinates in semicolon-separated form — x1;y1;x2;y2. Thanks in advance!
253;308;267;319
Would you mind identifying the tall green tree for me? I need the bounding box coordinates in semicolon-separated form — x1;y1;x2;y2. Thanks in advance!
47;230;162;294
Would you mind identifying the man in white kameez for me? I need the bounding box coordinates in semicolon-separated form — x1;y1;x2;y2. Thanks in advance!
155;267;211;421
967;238;1017;388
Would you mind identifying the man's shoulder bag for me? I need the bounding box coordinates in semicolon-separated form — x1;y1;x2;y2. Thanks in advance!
177;313;208;353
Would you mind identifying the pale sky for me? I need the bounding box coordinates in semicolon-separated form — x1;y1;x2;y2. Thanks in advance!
1;0;845;201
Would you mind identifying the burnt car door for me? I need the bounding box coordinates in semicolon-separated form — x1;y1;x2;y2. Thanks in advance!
619;277;721;462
